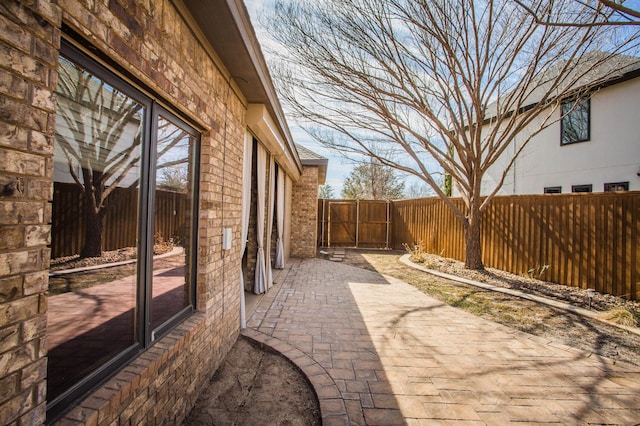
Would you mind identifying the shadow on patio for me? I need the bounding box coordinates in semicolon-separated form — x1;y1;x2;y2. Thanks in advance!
244;257;640;424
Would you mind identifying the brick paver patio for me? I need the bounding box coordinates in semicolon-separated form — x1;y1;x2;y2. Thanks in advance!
244;258;640;425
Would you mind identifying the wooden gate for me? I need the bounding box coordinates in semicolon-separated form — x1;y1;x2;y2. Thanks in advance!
317;199;391;248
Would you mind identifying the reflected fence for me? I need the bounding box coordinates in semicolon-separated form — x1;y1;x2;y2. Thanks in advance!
51;182;188;258
318;192;639;300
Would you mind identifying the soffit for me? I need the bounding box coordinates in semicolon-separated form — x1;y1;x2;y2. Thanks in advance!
179;0;302;176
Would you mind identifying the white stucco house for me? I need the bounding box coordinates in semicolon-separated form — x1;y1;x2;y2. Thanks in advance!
461;55;640;196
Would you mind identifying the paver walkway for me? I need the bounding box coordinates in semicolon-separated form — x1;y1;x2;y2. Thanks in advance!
244;258;640;425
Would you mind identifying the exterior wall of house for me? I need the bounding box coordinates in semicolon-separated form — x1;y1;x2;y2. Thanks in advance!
0;0;248;423
0;2;57;423
476;77;640;196
291;165;320;258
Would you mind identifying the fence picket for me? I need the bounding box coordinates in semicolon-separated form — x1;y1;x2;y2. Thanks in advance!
383;192;639;300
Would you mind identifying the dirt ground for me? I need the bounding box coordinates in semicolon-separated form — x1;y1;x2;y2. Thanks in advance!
183;337;321;426
184;250;640;425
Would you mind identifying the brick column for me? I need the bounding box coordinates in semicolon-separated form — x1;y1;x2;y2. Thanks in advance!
290;166;319;258
0;2;61;424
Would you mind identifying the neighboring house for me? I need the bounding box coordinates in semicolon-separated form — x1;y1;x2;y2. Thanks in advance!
457;55;640;196
0;1;323;424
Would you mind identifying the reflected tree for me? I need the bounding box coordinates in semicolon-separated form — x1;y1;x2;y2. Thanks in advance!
55;58;187;258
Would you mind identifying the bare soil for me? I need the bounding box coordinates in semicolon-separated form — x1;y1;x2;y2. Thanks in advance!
50;243;174;271
183;337;321;426
48;245;179;296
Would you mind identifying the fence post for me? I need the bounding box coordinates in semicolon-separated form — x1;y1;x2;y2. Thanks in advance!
385;200;390;249
327;201;331;248
321;199;326;247
356;199;360;248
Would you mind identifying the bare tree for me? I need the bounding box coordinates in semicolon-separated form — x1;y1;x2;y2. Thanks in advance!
157;165;189;192
56;58;188;258
405;181;434;199
318;184;335;199
515;0;640;26
341;159;405;200
266;0;640;269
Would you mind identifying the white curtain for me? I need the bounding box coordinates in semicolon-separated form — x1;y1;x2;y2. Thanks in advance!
265;156;276;289
254;144;267;294
285;175;293;261
275;165;285;269
240;132;253;328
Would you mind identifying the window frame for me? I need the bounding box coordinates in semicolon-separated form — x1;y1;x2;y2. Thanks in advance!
544;186;562;194
148;105;201;340
571;184;593;193
604;181;629;192
560;97;591;146
48;39;200;421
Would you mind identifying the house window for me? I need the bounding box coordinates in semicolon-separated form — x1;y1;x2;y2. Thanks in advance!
571;184;592;193
48;40;200;420
604;181;629;192
561;98;590;145
544;186;562;194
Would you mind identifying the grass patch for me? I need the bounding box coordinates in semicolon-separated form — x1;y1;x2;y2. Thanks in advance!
364;252;548;334
341;250;640;367
598;307;638;327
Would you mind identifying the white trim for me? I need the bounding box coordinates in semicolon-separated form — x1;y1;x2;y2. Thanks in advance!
246;103;301;181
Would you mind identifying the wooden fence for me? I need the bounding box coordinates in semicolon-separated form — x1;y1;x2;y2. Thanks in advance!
392;192;639;300
51;182;188;258
320;192;639;300
317;199;392;249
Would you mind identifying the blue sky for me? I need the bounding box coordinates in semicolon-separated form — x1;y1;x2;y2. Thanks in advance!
244;0;357;196
245;0;433;197
244;0;640;198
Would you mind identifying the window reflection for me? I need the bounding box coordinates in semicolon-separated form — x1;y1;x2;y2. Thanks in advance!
49;57;142;400
48;45;200;418
151;116;195;329
561;98;590;145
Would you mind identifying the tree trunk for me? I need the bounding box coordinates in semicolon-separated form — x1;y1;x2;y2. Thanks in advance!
81;207;104;258
464;205;484;270
80;176;104;258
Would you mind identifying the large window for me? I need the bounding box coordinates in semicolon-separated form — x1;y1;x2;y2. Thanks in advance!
47;40;200;420
561;98;590;145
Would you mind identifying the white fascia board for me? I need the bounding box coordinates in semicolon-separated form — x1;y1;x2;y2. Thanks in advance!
247;103;302;181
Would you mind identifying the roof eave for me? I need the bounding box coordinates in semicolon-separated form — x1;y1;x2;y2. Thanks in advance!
176;0;302;176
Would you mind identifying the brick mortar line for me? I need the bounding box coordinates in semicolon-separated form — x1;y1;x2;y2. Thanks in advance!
399;253;640;337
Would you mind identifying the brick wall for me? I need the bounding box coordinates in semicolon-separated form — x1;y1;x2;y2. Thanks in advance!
290;166;320;258
0;0;244;423
0;1;60;424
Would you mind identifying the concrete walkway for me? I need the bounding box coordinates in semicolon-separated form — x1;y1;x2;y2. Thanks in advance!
243;258;640;425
